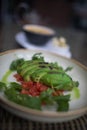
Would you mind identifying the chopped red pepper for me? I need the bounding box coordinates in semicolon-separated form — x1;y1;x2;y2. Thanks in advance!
14;74;63;97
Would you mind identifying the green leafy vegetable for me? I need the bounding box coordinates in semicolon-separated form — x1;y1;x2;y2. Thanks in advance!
8;82;22;91
4;82;41;110
57;101;69;111
32;53;44;61
53;94;70;111
40;88;54;104
10;58;24;71
40;89;70;111
0;82;7;91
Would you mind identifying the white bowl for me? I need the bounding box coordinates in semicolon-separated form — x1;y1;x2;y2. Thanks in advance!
0;49;87;123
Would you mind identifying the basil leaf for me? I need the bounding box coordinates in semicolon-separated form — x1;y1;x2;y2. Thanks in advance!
40;88;54;104
5;87;41;110
53;94;70;111
32;53;44;61
0;82;7;91
57;101;69;111
10;58;24;71
8;82;22;91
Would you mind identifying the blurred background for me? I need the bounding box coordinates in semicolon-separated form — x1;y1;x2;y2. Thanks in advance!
0;0;87;65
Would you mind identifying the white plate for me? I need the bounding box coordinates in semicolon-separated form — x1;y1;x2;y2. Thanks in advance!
15;32;72;58
0;49;87;123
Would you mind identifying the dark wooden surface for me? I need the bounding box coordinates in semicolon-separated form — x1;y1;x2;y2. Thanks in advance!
0;106;87;130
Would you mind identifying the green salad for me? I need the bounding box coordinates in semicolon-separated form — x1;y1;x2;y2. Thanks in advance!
0;53;80;111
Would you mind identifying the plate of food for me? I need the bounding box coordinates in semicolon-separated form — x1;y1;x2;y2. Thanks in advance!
0;49;87;123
